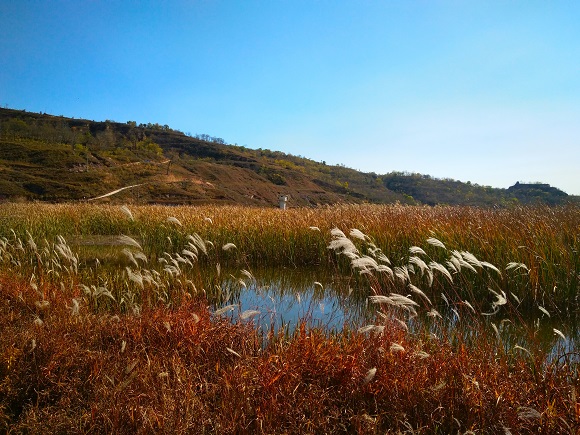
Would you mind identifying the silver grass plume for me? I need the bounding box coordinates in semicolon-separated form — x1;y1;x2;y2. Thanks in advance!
70;298;80;316
538;305;550;317
408;283;431;305
408;255;429;275
363;368;377;385
374;251;391;265
240;269;254;281
394;318;408;331
553;328;566;340
133;251;148;264
506;262;529;273
26;231;37;252
491;322;500;340
426;237;446;250
214;304;236;316
451;252;477;273
427;308;442;318
187;234;207;256
120;205;134;221
448;255;461;273
126;267;144;289
463;300;476;313
240;310;260;320
481;261;501;275
182;249;198;262
328;229;359;257
393;266;410;284
413;351;430;359
122;248;139;267
369;294;419;308
35;300;49;310
429;261;453;283
514;345;531;356
351;255;379;272
409;246;427;256
222;243;237;251
226;347;242;358
489;288;507;309
358;324;385;334
390;343;405;353
330;228;346;238
349;228;368;241
460;251;482;269
117;235;142;250
376;264;394;278
166;216;182;226
185;243;199;255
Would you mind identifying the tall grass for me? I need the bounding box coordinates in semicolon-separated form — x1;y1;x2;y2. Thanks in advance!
1;202;577;310
1;274;577;433
0;202;578;432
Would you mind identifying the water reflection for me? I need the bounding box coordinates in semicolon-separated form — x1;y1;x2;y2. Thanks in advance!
213;267;371;334
213;267;578;361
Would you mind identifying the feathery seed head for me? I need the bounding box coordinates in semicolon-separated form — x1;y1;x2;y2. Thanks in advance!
166;216;182;226
222;243;237;251
363;367;377;385
427;237;446;250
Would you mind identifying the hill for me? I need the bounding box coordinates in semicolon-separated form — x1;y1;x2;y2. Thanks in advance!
0;108;576;207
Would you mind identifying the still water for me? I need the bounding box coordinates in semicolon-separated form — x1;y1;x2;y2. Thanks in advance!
213;267;579;360
213;267;370;333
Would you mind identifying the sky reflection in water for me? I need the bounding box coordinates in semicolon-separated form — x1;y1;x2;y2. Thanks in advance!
213;268;578;361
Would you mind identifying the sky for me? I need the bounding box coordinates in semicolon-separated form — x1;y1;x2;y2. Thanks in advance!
1;1;579;195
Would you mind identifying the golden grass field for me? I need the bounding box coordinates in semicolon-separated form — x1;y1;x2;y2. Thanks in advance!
0;203;578;433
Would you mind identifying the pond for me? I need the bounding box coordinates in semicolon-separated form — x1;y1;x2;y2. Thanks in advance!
64;234;579;361
213;267;371;334
213;267;579;361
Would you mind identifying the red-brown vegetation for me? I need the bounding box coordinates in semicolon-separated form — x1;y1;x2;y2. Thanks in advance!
1;274;577;434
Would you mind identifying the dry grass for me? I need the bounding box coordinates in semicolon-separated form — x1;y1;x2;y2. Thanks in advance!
1;202;577;310
1;275;578;434
0;203;579;433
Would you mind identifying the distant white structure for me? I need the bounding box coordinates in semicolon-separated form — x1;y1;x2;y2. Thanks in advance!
279;195;288;210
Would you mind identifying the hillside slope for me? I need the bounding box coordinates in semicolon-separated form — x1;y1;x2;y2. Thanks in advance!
0;108;575;207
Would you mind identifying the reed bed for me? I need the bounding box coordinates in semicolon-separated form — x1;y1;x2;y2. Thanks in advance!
0;202;579;433
1;275;578;433
0;202;578;310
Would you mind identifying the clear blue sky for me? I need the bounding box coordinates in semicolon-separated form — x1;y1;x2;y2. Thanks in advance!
2;1;579;194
